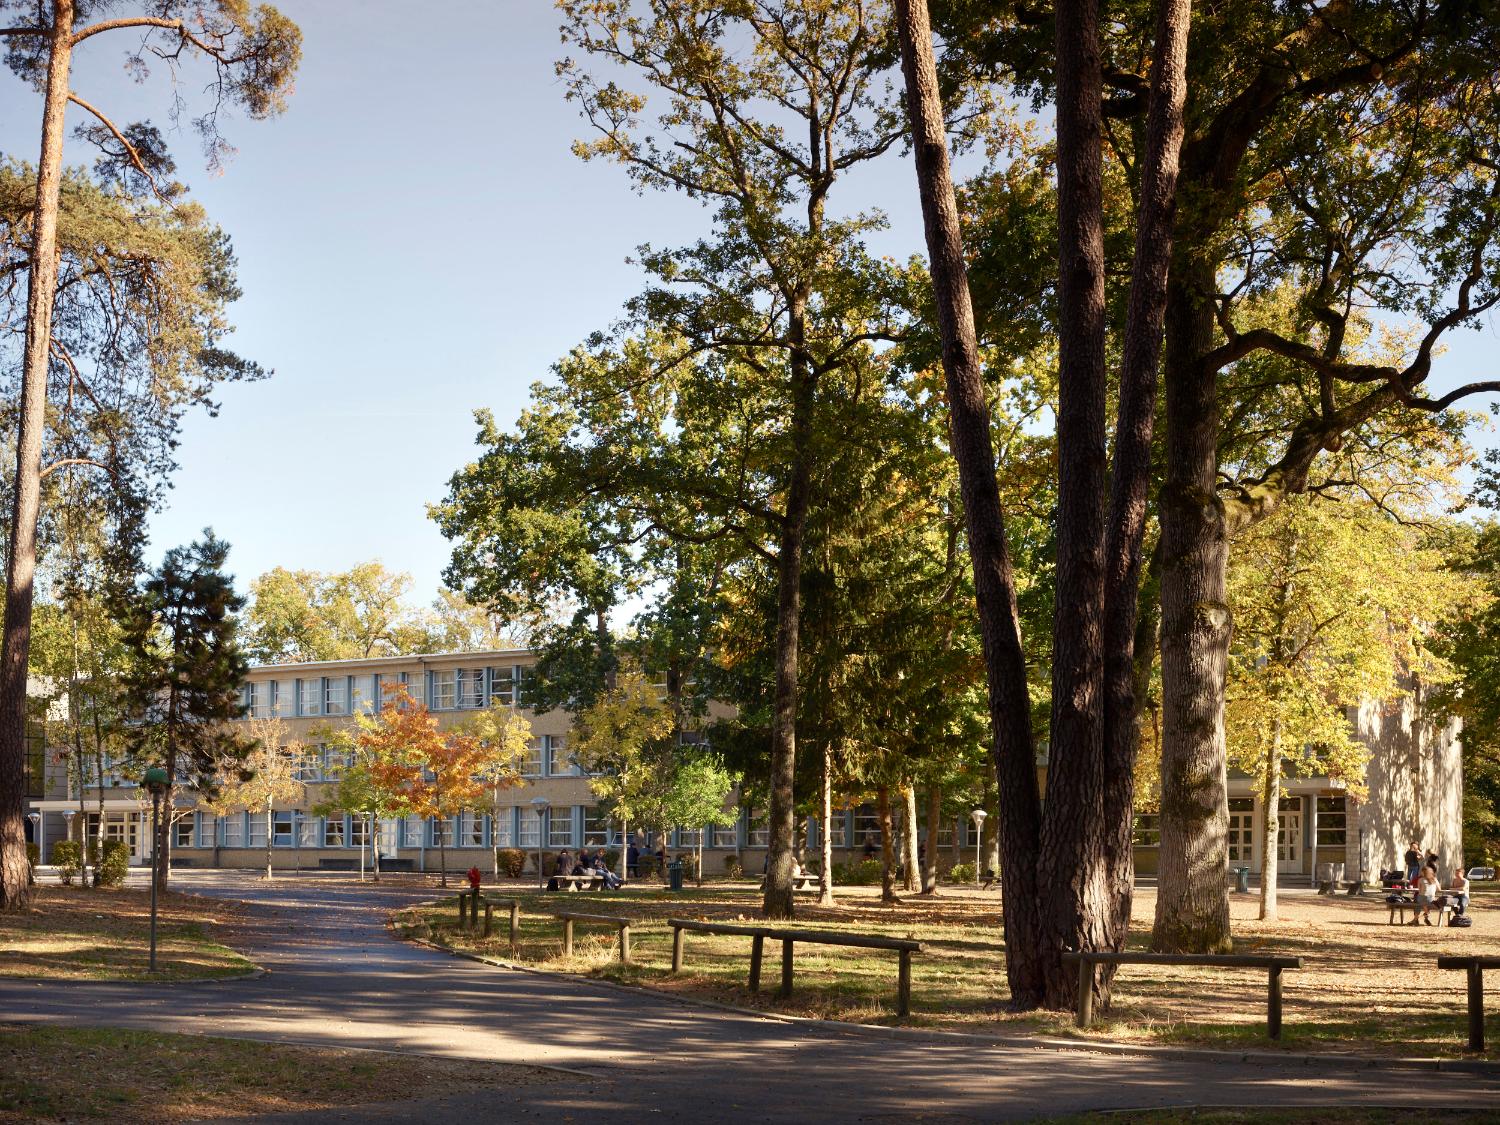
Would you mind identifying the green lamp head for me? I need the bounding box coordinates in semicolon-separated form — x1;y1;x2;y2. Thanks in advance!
142;767;169;793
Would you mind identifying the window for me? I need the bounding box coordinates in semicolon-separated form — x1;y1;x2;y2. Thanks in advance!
297;812;319;848
272;811;294;847
854;806;883;850
432;817;455;847
747;817;769;848
1227;797;1253;863
295;745;322;783
1316;796;1347;846
491;811;514;848
378;818;399;854
247;681;271;718
548;809;575;848
174;817;194;848
377;673;405;709
401;815;425;848
519;807;540;848
324;815;346;848
322;744;352;779
712;823;739;849
583;806;610;847
1132;814;1161;847
248;815;268;848
459;812;485;847
521;739;543;778
222;815;245;848
298;678;322;717
825;815;847;849
272;680;295;718
198;815;216;847
404;671;426;706
678;828;702;848
489;666;515;706
349;815;370;848
352;674;375;714
324;677;348;716
544;735;578;777
458;669;484;709
432;670;457;710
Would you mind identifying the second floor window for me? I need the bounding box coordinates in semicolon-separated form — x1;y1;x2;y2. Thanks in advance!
324;678;348;716
521;739;543;778
432;670;457;710
458;669;484;709
247;681;271;718
298;679;322;717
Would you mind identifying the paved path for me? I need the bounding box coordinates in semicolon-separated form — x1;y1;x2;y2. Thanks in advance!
2;872;1489;1122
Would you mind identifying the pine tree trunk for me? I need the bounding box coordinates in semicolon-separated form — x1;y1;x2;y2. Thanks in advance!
1100;0;1191;977
819;746;835;906
901;784;920;892
877;785;897;904
923;785;941;894
1;0;76;913
763;315;815;921
1259;724;1282;921
1151;259;1233;954
893;0;1044;1004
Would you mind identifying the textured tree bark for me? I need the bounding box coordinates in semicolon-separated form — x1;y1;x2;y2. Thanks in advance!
877;785;898;903
901;784;920;892
762;333;814;921
1;0;75;913
1036;0;1112;1010
923;784;941;894
1100;0;1192;977
894;0;1044;1005
1151;259;1233;953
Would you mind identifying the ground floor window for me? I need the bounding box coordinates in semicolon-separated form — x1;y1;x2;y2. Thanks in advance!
174;817;194;848
298;812;320;848
222;815;245;848
459;812;484;848
402;815;425;849
519;808;541;848
324;815;345;848
249;814;268;849
491;811;514;848
712;823;739;849
1316;795;1347;846
1132;814;1161;847
747;817;769;848
198;815;216;848
432;817;455;848
582;807;609;847
349;815;370;849
1227;798;1253;863
272;811;294;847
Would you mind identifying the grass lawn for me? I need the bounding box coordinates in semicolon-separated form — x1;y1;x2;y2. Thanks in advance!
396;879;1500;1058
0;1024;553;1121
0;886;256;981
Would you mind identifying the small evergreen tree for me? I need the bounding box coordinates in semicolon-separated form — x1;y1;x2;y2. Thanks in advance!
117;531;253;893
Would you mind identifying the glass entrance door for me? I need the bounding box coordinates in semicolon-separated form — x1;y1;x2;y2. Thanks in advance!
1277;810;1302;866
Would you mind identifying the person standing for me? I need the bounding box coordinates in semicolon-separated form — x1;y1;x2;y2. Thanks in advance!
1404;841;1422;883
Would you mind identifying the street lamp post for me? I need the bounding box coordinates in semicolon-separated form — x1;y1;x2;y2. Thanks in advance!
143;767;169;972
970;808;987;886
26;813;40;880
530;796;550;891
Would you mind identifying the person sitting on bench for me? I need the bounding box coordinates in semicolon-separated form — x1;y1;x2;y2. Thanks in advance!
1412;864;1443;925
591;854;621;890
1449;869;1471;916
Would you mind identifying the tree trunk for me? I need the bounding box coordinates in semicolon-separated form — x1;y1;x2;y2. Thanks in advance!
762;313;815;921
1151;257;1233;954
877;785;897;904
1036;0;1111;1011
1;0;76;913
1100;0;1192;978
1259;723;1282;921
438;829;448;888
265;804;273;880
819;745;834;906
901;784;920;893
372;815;381;882
922;785;941;894
894;0;1044;1005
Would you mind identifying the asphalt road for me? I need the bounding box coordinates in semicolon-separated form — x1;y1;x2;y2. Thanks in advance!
2;871;1491;1123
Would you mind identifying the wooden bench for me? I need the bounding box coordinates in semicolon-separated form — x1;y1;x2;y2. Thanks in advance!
1437;955;1500;1051
668;918;922;1016
553;911;631;962
551;873;605;892
1062;951;1302;1039
1387;896;1452;925
455;891;522;945
758;872;820;893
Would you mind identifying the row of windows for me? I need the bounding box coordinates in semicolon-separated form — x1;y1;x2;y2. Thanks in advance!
243;666;530;719
1132;795;1349;848
272;735;578;782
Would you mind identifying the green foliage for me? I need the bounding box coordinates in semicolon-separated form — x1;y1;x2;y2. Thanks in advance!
25;842;38;880
97;841;129;888
833;858;883;886
494;848;527;878
722;853;743;878
51;840;82;885
946;862;976;885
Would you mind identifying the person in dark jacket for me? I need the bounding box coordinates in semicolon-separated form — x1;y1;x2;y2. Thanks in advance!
1404;842;1422;882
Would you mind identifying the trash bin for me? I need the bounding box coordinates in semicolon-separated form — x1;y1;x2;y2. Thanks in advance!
1234;866;1250;893
668;858;684;892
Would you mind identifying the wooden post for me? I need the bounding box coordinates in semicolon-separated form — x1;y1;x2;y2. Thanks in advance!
749;933;764;991
509;902;520;947
781;938;794;999
1468;963;1485;1052
897;948;912;1017
563;917;574;957
470;892;480;928
672;925;685;973
483;902;493;939
1268;965;1283;1040
1076;957;1094;1029
619;923;631;963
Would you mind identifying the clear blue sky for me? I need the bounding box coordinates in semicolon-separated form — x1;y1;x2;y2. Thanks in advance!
2;2;1496;602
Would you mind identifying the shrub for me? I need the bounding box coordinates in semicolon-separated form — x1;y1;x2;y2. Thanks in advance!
947;862;976;884
722;853;743;878
832;858;883;886
51;839;82;885
25;842;38;884
98;840;130;887
637;854;658;878
603;849;620;871
494;848;527;878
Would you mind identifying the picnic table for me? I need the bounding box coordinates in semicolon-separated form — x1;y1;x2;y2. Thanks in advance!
758;871;820;893
1385;883;1454;926
551;873;607;892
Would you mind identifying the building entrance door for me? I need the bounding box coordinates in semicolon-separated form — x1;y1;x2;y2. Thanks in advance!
1277;810;1302;868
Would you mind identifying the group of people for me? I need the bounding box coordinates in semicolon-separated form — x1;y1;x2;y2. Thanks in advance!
549;847;622;891
1401;840;1470;925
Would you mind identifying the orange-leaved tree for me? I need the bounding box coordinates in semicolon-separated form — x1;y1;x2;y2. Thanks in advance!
360;684;487;887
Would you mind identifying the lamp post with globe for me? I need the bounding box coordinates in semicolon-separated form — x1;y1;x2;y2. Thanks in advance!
969;808;987;886
530;796;550;891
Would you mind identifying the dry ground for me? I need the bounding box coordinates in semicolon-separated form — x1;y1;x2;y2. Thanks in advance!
0;1025;554;1122
0;886;256;981
399;878;1500;1057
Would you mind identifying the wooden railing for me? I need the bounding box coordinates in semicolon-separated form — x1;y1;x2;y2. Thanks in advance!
1437;955;1500;1051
